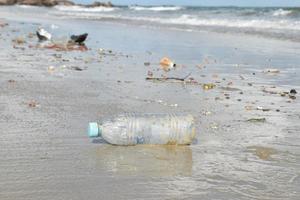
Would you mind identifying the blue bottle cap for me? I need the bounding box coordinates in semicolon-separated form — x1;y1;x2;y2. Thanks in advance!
88;122;99;137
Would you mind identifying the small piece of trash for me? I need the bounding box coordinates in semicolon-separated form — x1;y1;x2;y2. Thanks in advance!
246;118;266;123
220;86;240;91
27;32;35;38
264;68;280;74
203;83;216;90
202;111;212;116
28;100;39;108
160;57;176;72
247;146;277;160
147;71;153;77
144;62;151;66
43;42;88;52
210;122;218;130
71;66;83;71
0;21;9;28
48;66;55;72
12;37;25;44
245;105;254;111
256;106;271;112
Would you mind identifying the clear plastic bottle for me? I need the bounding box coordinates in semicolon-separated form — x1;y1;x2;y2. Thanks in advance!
88;113;196;146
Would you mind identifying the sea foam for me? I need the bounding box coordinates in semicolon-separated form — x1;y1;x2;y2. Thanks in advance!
54;5;117;12
129;6;184;11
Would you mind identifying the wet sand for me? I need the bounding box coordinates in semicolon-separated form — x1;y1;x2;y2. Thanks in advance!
0;14;300;200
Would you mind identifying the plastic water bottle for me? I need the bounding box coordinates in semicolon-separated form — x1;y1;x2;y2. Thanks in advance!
88;113;196;146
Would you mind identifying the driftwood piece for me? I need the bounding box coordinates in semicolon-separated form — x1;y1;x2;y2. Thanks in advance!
146;72;191;82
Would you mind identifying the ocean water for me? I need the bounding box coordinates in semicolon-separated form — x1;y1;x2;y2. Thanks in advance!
1;5;300;41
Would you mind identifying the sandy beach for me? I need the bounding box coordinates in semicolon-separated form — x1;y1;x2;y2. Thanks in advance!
0;5;300;200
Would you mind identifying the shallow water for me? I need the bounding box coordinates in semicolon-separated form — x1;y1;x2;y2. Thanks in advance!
2;5;300;41
0;8;300;200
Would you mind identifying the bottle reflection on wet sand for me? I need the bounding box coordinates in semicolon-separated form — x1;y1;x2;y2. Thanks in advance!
92;145;193;177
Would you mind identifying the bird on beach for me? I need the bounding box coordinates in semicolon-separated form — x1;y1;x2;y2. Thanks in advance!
69;33;88;45
289;89;297;99
36;28;52;41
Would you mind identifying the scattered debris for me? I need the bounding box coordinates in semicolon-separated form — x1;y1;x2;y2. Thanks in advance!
28;100;39;108
147;71;153;77
27;32;35;38
247;146;277;160
246;118;266;123
202;111;212;116
220;86;241;91
196;56;216;69
160;57;176;72
215;97;221;101
98;48;115;56
262;87;297;100
13;45;25;50
239;75;245;80
44;42;88;51
264;68;280;74
146;73;191;83
262;88;289;97
52;53;62;59
0;21;8;28
257;106;271;112
209;122;219;130
202;83;216;90
71;66;83;71
245;105;254;111
48;66;55;73
12;37;25;44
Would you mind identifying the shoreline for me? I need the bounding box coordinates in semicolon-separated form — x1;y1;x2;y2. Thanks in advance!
1;5;300;43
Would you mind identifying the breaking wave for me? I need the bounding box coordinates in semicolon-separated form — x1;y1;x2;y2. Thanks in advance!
273;9;293;16
158;14;300;31
129;6;184;11
44;5;300;41
54;5;117;12
55;12;300;32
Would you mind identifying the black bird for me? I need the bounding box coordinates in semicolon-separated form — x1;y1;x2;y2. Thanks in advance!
70;33;88;44
289;89;297;100
290;89;297;95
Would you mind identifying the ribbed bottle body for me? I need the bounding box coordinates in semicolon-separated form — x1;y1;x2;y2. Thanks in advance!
100;113;196;145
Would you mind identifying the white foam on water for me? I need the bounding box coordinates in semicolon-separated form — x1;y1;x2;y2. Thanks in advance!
16;5;36;8
53;11;300;31
273;9;293;16
129;6;184;11
54;5;117;12
146;14;300;31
